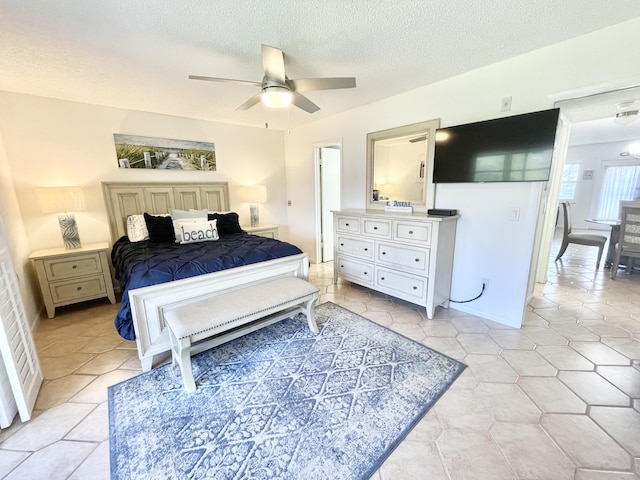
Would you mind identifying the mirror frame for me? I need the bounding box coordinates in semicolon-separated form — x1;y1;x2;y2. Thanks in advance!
366;118;440;212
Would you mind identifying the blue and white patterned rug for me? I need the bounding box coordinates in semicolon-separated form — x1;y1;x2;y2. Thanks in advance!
108;302;466;479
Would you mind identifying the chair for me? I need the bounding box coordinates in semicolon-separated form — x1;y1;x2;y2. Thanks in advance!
555;201;607;268
611;203;640;279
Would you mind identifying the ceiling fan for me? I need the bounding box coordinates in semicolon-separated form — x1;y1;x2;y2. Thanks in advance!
189;44;356;114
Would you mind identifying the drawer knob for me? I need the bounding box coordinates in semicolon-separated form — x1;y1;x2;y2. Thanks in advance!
345;223;349;226
340;243;344;246
415;258;419;262
72;265;77;269
381;277;385;281
373;226;378;230
382;251;386;255
341;265;344;268
409;230;414;235
364;248;368;251
77;287;82;291
413;286;417;290
364;272;367;275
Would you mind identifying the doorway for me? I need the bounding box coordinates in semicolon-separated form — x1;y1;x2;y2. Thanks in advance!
314;143;341;263
535;85;640;284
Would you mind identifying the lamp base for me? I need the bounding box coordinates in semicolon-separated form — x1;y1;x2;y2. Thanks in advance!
250;204;260;227
58;213;82;249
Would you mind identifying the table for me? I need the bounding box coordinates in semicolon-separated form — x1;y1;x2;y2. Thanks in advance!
29;243;116;318
585;218;620;268
242;224;279;239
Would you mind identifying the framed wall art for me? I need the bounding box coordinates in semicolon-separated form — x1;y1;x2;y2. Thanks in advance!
114;134;216;171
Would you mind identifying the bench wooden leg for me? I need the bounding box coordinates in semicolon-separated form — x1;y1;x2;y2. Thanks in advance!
140;356;153;373
169;327;197;393
177;337;197;393
305;293;320;334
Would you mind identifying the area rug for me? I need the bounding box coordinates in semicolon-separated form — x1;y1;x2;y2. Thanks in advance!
108;302;466;479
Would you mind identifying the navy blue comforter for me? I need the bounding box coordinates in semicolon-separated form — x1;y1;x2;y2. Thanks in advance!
111;234;303;340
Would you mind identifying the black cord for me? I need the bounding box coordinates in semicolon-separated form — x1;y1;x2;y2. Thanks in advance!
450;283;486;303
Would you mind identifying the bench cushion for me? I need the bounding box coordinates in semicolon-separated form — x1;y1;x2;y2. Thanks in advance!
164;276;318;340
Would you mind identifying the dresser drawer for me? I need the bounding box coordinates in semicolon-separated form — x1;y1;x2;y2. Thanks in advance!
49;275;108;303
336;255;374;285
394;220;432;245
43;253;103;281
375;267;427;302
363;218;391;238
336;235;374;260
336;216;361;234
376;242;429;276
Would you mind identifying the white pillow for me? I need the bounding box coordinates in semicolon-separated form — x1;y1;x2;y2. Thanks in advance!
170;208;207;220
170;209;208;242
127;213;171;242
179;219;219;244
126;214;149;242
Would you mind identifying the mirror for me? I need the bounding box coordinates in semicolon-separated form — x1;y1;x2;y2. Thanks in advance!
366;118;440;211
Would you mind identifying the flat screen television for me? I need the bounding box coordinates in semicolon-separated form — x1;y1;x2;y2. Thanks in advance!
432;108;560;183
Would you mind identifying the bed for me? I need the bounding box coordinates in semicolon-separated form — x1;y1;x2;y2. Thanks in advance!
102;181;309;372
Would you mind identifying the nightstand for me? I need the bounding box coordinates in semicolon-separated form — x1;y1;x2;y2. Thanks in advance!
242;224;279;239
29;242;116;318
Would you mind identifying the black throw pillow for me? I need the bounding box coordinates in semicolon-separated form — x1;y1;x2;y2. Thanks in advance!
143;213;175;243
207;212;243;235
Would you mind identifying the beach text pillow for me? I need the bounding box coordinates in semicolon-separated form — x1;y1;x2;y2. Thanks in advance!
179;219;219;244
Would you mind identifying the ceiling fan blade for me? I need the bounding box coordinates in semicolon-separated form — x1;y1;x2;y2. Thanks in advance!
261;44;286;84
236;92;263;111
291;92;320;114
289;77;356;92
188;75;261;87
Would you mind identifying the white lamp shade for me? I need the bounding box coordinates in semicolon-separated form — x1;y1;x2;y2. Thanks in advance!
36;187;85;213
238;185;267;204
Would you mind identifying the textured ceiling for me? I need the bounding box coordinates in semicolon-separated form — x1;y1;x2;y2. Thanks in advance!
1;1;640;132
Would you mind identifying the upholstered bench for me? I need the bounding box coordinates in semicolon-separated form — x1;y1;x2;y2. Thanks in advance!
164;276;320;393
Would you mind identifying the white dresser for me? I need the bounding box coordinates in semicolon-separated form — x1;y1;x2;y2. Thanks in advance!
333;209;458;319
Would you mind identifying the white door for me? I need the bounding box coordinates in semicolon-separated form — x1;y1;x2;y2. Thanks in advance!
0;215;42;426
318;146;341;262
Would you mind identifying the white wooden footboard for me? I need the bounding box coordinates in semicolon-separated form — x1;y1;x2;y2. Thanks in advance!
128;253;309;371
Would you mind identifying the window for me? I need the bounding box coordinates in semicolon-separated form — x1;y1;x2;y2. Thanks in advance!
597;164;640;219
559;164;580;200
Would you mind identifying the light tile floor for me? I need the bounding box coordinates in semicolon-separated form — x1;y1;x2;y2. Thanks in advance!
1;232;639;479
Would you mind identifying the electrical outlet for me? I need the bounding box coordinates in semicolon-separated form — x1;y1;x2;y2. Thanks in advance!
481;277;490;289
501;96;512;112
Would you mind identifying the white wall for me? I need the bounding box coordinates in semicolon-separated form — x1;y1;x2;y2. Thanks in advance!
285;17;640;327
0;92;288;320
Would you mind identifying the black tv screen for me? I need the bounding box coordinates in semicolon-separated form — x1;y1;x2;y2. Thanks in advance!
432;108;560;183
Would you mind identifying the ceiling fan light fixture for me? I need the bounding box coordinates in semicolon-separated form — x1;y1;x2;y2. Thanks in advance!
261;86;292;108
614;109;639;125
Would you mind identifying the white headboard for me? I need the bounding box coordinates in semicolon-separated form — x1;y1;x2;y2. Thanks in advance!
102;181;230;244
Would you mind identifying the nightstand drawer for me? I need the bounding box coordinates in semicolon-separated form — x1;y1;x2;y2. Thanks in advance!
49;275;107;303
43;253;102;280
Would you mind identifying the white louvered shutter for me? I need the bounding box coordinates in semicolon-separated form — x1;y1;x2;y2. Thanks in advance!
0;215;42;426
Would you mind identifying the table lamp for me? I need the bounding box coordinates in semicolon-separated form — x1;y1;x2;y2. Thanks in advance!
239;186;267;227
36;187;85;249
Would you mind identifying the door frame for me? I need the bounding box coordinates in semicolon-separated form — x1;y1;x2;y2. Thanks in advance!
313;139;342;263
